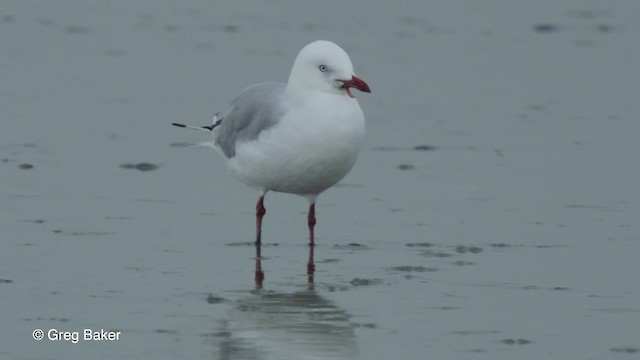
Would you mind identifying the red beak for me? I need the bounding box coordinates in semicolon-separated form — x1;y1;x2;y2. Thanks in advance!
340;75;371;98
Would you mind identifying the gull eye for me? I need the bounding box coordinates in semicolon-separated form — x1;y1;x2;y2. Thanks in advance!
318;65;328;72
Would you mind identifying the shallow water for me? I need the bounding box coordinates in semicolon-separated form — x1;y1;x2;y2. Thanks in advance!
2;1;640;359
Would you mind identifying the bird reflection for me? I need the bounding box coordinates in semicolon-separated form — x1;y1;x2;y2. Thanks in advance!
307;245;315;286
215;243;357;359
255;243;315;290
254;244;265;289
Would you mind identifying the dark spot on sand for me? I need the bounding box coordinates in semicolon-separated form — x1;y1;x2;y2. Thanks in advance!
24;219;46;224
455;245;483;254
119;163;159;171
18;163;34;170
490;243;512;248
206;294;226;304
64;25;91;34
389;266;437;272
398;164;415;170
413;145;437;151
596;24;614;33
0;279;13;284
451;330;501;336
333;243;367;250
225;242;279;247
370;146;403;151
406;242;434;248
611;347;639;353
421;250;453;258
354;322;377;329
326;285;350;292
533;23;557;33
319;258;340;264
28;316;69;322
350;278;381;286
453;261;474;266
223;24;240;33
500;338;532;345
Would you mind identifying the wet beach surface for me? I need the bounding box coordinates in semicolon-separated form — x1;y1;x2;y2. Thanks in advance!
2;1;639;359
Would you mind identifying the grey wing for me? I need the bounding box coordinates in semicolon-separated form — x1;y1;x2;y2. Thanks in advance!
214;82;287;158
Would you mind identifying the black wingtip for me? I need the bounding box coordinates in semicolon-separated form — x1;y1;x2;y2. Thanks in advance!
172;123;186;128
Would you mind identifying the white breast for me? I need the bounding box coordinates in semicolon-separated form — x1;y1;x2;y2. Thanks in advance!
227;89;365;196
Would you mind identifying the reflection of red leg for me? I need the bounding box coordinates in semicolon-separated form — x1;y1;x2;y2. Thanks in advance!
307;203;316;246
256;196;266;245
307;244;315;287
255;248;264;290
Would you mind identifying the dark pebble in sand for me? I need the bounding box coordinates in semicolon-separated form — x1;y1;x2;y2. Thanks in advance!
64;25;91;34
350;278;381;286
533;23;557;33
225;241;279;247
455;245;483;254
611;347;640;353
333;243;369;251
0;279;13;284
596;24;613;33
18;163;34;170
413;145;437;151
406;242;434;248
500;338;532;345
25;219;46;224
490;243;512;248
223;24;240;33
351;243;366;248
397;164;415;170
206;294;226;304
454;261;474;266
421;250;452;258
389;266;437;273
120;163;159;171
370;146;403;151
355;323;378;329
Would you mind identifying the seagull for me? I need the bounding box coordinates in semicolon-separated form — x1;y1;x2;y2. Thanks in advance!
173;40;370;246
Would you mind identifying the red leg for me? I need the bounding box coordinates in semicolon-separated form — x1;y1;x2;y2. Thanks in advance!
307;203;316;246
256;196;266;245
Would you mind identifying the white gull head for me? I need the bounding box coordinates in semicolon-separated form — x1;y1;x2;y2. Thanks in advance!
287;40;371;99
